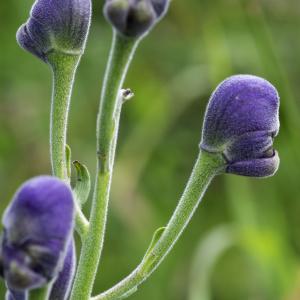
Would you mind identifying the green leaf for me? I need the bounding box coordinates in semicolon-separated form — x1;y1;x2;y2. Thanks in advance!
73;160;91;207
65;144;72;179
143;227;166;260
140;227;166;276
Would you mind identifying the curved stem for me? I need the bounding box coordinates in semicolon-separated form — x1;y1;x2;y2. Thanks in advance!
48;52;89;240
48;52;80;180
91;150;224;300
39;52;81;299
70;32;139;300
75;203;90;239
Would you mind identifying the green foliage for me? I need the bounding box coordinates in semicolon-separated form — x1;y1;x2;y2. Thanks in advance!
73;160;91;207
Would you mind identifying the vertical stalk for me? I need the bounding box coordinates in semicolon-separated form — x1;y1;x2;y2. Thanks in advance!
31;52;80;300
48;53;89;238
70;32;139;300
92;151;224;300
48;52;80;180
28;284;52;300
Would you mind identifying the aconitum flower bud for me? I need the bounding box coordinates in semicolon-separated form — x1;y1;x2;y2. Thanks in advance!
16;0;91;62
200;75;280;177
104;0;169;38
0;176;74;291
5;241;75;300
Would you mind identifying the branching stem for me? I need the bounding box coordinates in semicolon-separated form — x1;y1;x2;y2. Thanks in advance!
70;32;139;300
91;151;224;300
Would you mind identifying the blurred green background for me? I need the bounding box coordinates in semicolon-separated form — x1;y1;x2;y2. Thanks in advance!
1;0;300;299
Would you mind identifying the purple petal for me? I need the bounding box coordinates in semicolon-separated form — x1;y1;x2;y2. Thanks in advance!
104;0;169;38
1;176;74;291
50;240;76;300
224;131;274;162
201;75;279;151
226;151;280;177
16;0;91;61
200;75;280;178
16;24;46;62
151;0;169;17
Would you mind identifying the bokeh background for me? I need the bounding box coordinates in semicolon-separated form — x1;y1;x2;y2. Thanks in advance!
1;0;300;299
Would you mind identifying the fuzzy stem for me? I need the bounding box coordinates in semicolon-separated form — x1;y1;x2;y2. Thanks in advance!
48;52;80;180
28;284;52;300
75;203;90;239
47;52;89;239
91;150;224;300
70;32;139;300
34;52;81;299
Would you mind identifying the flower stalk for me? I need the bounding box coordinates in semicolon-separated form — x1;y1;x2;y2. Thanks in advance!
47;52;80;180
70;31;139;300
92;150;224;300
15;0;92;239
48;52;89;240
28;286;52;300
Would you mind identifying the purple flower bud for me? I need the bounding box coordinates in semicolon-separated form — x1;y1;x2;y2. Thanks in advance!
16;0;92;62
0;176;74;291
5;241;75;300
49;240;76;300
200;75;280;177
104;0;169;38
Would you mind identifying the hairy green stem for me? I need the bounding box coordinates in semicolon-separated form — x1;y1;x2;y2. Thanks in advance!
48;52;80;179
47;52;89;239
91;150;224;300
30;52;81;299
28;284;52;300
75;202;90;239
70;32;139;300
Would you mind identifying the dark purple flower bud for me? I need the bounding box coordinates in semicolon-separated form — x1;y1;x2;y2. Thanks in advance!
5;241;75;300
104;0;169;38
0;176;74;291
49;240;76;300
200;75;280;177
16;0;92;62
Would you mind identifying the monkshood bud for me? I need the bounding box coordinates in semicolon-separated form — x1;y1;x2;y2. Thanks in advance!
200;75;280;177
16;0;91;62
104;0;169;38
49;240;76;300
0;176;74;291
5;241;75;300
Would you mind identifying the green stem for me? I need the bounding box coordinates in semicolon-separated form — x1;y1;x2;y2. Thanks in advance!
70;32;139;300
28;284;52;300
48;52;89;238
75;202;90;239
48;52;80;180
38;52;80;300
91;150;224;300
